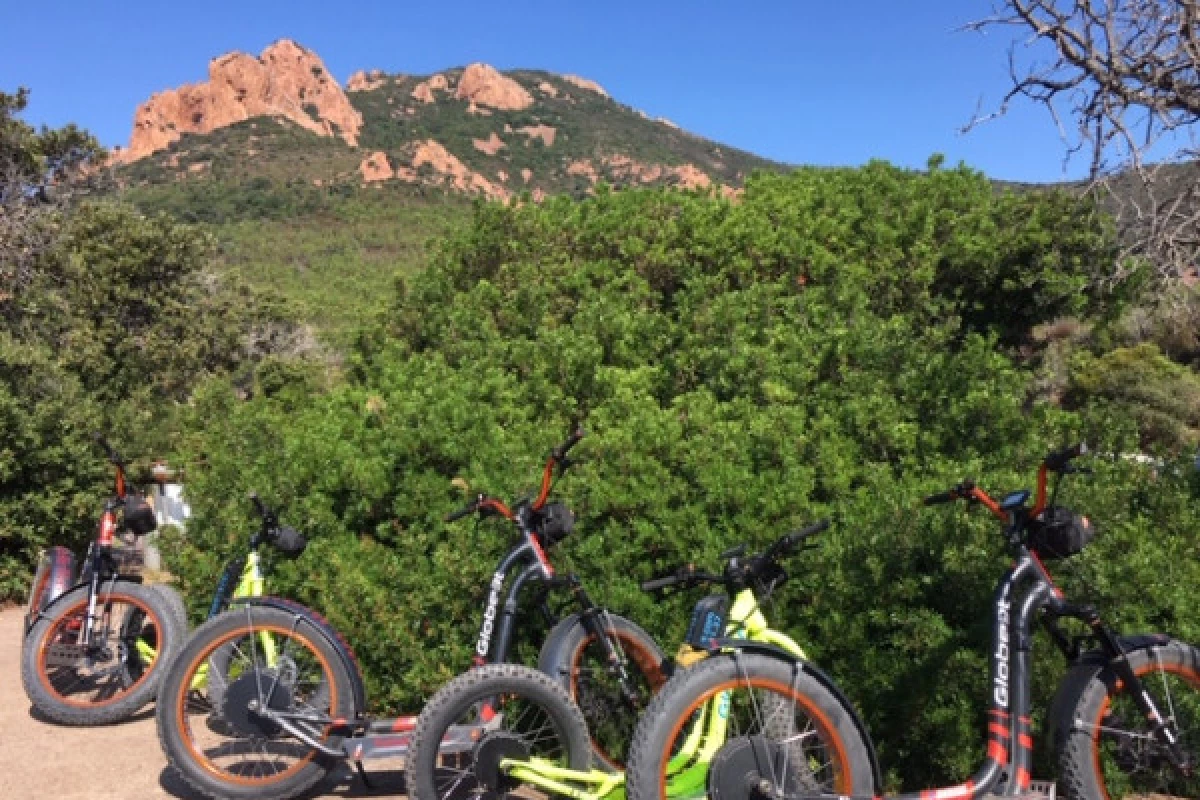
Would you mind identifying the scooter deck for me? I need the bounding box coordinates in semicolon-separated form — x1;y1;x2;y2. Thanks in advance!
334;714;492;761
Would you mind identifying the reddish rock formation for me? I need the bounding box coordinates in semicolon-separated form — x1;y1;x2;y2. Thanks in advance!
455;63;533;111
360;151;394;182
563;74;608;97
411;73;449;103
118;39;361;162
566;159;599;183
668;164;711;189
520;168;533;183
598;154;710;189
517;124;556;147
400;140;510;200
603;154;663;183
536;81;559;97
347;69;387;92
473;132;506;155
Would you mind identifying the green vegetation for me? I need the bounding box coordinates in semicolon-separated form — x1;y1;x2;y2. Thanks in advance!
7;80;1199;792
0;91;287;599
162;163;1199;791
351;69;779;197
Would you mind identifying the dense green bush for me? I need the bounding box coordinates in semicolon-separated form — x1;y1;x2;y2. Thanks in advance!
0;337;106;600
0;91;290;595
164;164;1199;790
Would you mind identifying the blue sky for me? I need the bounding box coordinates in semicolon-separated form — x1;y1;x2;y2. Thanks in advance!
1;1;1080;182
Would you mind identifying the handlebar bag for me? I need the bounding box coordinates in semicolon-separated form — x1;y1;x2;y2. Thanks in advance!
535;502;575;545
1028;506;1095;559
123;494;158;536
272;526;308;557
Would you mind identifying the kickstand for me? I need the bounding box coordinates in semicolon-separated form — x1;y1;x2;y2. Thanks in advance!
355;761;374;789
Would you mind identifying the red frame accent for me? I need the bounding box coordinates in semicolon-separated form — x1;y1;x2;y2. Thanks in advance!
97;511;117;547
967;486;1009;522
1029;464;1049;518
533;459;555;510
479;497;514;521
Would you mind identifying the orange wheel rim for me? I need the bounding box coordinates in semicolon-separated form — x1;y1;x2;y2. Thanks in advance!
173;622;338;787
656;675;854;800
35;591;160;708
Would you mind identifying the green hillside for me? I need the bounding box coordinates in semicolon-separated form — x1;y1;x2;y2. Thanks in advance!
111;66;788;345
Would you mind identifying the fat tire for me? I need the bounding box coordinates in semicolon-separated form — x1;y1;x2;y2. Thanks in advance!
148;583;189;635
409;663;592;800
155;605;355;800
625;652;875;800
20;580;184;725
537;611;667;770
1053;639;1200;800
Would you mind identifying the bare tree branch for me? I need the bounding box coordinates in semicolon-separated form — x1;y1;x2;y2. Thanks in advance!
969;1;1200;286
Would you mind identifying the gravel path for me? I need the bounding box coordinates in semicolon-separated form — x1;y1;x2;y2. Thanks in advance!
0;606;407;799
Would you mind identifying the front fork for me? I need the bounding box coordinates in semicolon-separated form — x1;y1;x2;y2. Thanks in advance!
573;583;640;708
1095;625;1193;774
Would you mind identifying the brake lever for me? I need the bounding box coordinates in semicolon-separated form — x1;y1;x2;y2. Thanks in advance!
720;544;747;560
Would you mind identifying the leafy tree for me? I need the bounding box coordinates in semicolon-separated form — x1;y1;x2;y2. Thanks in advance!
164;167;1200;791
0;92;292;597
1;88;103;310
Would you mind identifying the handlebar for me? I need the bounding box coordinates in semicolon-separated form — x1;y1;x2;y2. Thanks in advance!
641;567;694;592
640;564;720;593
247;492;307;554
448;428;587;523
643;520;829;594
551;426;586;462
1044;442;1087;472
926;443;1089;520
444;494;513;523
249;492;268;518
761;519;830;561
922;489;959;506
444;498;480;523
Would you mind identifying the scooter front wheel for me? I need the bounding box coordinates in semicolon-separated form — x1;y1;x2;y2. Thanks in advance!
21;580;183;725
625;652;876;800
408;663;592;800
156;605;355;800
1054;639;1200;800
538;610;668;769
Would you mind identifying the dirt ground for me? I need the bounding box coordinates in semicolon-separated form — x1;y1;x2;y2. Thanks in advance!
0;607;408;799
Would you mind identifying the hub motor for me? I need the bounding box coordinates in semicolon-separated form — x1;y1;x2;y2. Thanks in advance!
220;669;296;737
708;735;819;800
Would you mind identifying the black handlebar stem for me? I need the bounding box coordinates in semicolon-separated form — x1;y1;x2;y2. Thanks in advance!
551;426;586;462
1044;442;1087;472
94;433;124;467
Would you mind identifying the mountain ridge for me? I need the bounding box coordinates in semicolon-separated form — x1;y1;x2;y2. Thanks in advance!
112;38;781;201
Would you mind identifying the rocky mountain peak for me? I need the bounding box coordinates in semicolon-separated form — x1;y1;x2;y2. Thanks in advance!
454;63;534;111
113;39;361;163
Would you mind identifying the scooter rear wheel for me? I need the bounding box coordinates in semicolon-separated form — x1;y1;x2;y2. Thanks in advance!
156;605;355;800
